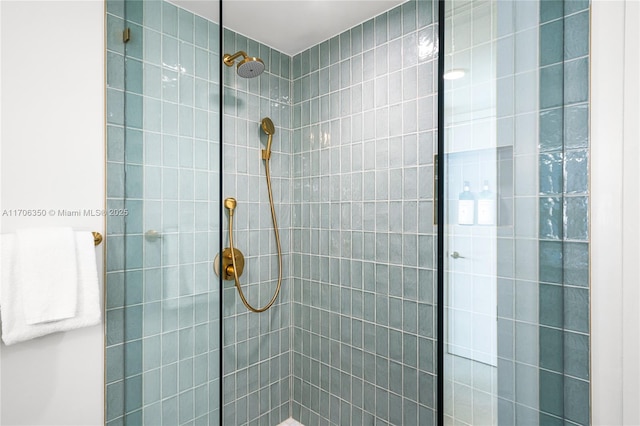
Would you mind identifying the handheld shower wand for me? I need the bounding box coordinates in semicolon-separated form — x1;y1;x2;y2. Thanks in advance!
218;117;283;313
261;117;276;160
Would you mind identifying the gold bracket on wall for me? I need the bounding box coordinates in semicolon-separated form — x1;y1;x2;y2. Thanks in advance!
123;28;131;43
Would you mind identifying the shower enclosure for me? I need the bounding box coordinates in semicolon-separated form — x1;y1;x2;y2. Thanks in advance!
105;0;590;424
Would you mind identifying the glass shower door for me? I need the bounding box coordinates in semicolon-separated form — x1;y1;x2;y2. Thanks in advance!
105;1;223;424
442;0;591;424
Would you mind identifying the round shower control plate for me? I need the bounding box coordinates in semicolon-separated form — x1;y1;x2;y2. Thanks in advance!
214;248;245;281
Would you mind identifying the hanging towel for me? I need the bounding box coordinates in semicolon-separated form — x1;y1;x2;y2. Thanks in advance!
0;230;102;345
16;227;78;324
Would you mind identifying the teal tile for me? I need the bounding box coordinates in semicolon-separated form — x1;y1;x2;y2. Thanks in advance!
107;15;125;55
340;30;351;60
179;106;194;137
143;369;161;405
162;396;178;425
162;35;179;71
539;196;562;240
393;6;410;41
124;269;143;305
195;48;209;79
564;196;589;240
565;331;589;380
564;57;589;105
539;370;563;417
107;272;125;310
162;363;178;398
124;305;142;341
107;126;125;162
144;268;162;303
106;234;125;272
282;54;291;79
106;0;124;18
194;384;208;417
162;2;178;37
142;1;161;30
107;89;125;125
565;149;588;194
498;398;515;425
124;164;143;198
417;0;433;27
124;375;142;413
539;107;563;152
402;1;417;34
540;0;563;23
565;377;590;425
540;152;563;195
106;344;124;383
292;53;301;80
125;128;143;164
124;0;142;24
179;358;194;392
565;286;589;333
107;52;125;90
300;48;310;76
540;64;564;109
191;16;206;49
540;240;563;283
539;326;563;372
207;21;222;51
540;20;564;66
178;8;194;43
329;35;340;65
565;11;589;60
564;242;589;287
375;13;388;46
106;381;124;421
124;339;142;377
363;18;375;51
540;283;563;328
124;93;142;129
565;0;589;15
143;301;161;336
565;103;589;149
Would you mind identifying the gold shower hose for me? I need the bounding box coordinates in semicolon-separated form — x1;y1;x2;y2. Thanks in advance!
226;119;282;313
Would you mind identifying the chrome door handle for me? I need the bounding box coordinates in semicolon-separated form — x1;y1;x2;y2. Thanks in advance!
450;251;465;259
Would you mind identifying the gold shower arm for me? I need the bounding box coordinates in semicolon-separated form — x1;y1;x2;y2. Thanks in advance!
223;51;248;67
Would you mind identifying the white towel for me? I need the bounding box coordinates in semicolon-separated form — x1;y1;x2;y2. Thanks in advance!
0;231;102;345
16;227;78;324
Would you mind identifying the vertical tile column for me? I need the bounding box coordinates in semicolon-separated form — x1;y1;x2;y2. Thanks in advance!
105;1;222;424
538;1;590;425
220;29;293;426
290;0;438;424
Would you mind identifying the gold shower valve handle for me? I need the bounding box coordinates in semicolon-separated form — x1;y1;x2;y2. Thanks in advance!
215;247;245;281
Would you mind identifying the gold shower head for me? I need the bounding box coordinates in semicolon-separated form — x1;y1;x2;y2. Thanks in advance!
223;51;265;78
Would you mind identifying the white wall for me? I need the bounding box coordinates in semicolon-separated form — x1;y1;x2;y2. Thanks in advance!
0;1;105;424
591;0;640;424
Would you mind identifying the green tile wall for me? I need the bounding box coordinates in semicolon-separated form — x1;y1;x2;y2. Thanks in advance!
290;0;438;424
537;0;590;424
220;27;293;426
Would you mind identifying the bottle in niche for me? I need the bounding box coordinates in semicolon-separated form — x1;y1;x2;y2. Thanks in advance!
477;180;495;225
458;181;475;225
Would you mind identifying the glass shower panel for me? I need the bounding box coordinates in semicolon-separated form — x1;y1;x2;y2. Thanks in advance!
105;1;222;424
442;0;590;425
